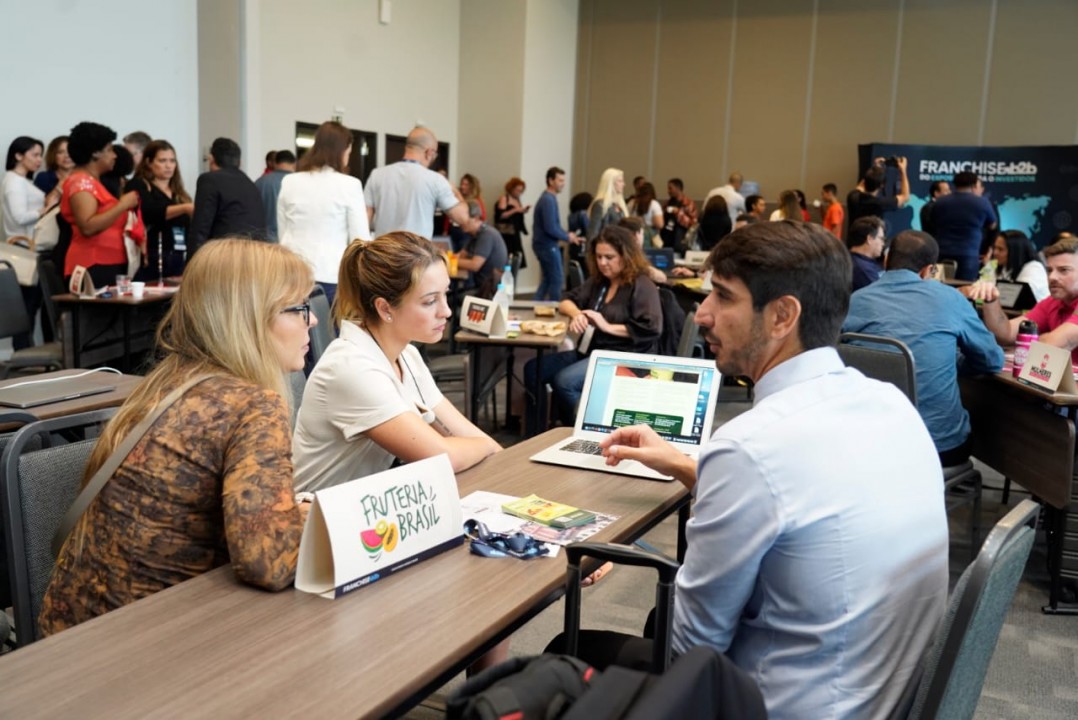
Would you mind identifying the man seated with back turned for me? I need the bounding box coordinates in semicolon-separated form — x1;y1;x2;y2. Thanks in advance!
847;215;886;291
844;230;1003;465
965;236;1078;360
560;222;948;720
456;200;507;299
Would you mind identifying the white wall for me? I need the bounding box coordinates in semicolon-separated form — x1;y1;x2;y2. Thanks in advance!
253;0;461;174
0;0;200;182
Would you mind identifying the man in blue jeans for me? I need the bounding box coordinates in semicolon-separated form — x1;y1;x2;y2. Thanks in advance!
531;166;580;301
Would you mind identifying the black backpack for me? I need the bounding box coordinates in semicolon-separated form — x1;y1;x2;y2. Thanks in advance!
446;654;597;720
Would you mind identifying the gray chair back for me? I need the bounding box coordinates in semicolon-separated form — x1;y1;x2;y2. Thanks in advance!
288;371;306;428
567;260;585;292
676;303;702;358
837;332;918;405
905;499;1040;720
0;260;32;339
1;408;116;647
308;284;335;369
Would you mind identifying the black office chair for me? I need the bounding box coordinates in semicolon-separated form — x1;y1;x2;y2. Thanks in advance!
305;284;335;372
1;409;117;647
676;303;703;358
900;499;1040;720
567;261;585;292
838;332;983;558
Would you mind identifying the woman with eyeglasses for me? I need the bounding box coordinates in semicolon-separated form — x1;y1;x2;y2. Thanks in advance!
293;232;500;494
40;239;317;637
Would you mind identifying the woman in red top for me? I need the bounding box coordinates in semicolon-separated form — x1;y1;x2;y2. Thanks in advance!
61;121;140;284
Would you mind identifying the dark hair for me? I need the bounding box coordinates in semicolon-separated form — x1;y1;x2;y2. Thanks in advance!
862;167;884;193
632;175;645;186
822;183;837;195
122;131;151;151
668;178;684;191
953;171;978;190
929;180;948;198
735;213;758;225
996;230;1039;277
299;121;351;173
618;216;645;235
886;230;939;272
744;194;763;212
846;216;885;250
569;192;593;214
707;221;852;350
545;166;565;184
210;137;242;169
68;122;118;165
587;225;649;283
633;183;657;216
699;196;732;251
275;149;296;165
134;140;192;203
110;144;134;178
44;136;69;171
5;136;43;171
336;233;445;327
265;150;277;169
795;189;808;211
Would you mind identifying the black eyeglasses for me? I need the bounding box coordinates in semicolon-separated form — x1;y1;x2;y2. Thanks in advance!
464;519;549;560
281;302;311;325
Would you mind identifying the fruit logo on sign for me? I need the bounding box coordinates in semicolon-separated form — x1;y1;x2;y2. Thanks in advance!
360;518;400;560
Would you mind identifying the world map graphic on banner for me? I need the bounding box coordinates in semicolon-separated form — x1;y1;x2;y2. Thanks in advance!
858;143;1078;248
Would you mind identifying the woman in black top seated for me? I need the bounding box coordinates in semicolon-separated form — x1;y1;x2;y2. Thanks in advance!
524;225;662;435
126;140;194;281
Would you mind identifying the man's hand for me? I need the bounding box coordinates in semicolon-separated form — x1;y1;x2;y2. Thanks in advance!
671;267;696;278
897;156;908;172
961;282;999;304
600;424;697;487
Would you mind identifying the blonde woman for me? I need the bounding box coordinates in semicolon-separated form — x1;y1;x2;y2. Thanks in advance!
586;167;628;241
293;232;500;492
40;239;316;637
769;190;802;222
279;120;371;308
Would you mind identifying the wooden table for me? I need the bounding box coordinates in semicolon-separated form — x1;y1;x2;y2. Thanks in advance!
960;371;1078;612
0;428;690;719
454;306;567;435
0;369;141;430
53;290;174;371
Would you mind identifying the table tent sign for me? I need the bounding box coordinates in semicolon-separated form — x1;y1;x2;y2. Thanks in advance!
68;265;106;297
460;296;508;337
296;454;464;599
1017;341;1078;394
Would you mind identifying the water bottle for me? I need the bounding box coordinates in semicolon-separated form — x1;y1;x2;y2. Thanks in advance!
502;264;514;302
493;283;510;316
1013;319;1039;378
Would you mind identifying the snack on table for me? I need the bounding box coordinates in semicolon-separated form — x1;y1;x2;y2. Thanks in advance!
534;305;557;317
520;320;566;336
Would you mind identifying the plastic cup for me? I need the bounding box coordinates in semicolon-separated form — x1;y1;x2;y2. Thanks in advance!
116;274;132;295
131;281;146;299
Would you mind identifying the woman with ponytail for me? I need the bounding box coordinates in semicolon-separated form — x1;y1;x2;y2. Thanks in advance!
293;232;500;492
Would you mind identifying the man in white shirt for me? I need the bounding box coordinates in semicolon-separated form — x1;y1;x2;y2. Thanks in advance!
705;171;746;223
364;126;469;238
582;221;949;720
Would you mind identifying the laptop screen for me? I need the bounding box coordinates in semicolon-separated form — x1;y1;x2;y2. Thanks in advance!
644;248;674;271
578;353;718;447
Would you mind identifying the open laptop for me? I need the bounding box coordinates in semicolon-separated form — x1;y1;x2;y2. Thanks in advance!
530;350;721;481
995;281;1037;311
0;375;115;409
644;248;675;274
675;250;710;269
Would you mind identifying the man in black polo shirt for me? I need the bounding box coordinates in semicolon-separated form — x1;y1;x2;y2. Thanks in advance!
847;216;886;291
929;171;997;281
846;157;910;228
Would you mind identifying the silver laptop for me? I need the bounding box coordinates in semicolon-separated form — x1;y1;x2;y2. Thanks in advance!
0;375;115;409
674;250;710;269
530;350;721;481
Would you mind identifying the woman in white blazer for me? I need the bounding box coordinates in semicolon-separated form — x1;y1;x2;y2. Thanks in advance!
278;121;371;307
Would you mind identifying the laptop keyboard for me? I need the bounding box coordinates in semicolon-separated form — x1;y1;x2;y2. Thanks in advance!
561;439;604;456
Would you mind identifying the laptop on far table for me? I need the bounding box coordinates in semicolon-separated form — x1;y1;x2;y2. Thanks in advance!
530;350;721;481
644;248;676;275
0;375;115;409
